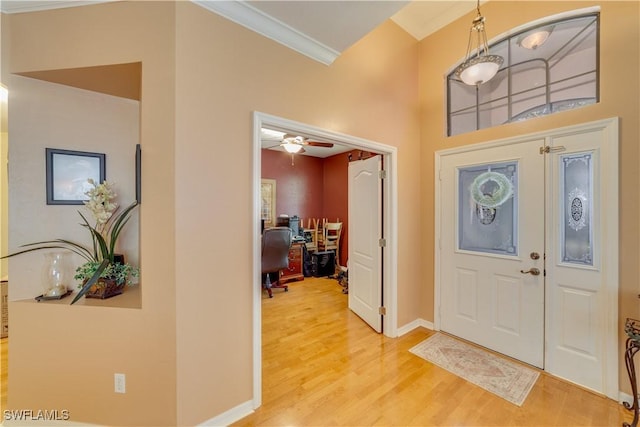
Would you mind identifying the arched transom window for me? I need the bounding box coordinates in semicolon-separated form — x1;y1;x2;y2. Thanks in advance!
447;9;599;137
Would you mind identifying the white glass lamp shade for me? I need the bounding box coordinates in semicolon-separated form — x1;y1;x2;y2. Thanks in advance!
456;55;504;86
283;142;303;153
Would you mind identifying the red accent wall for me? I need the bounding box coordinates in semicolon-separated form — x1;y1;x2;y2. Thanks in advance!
262;149;380;268
262;149;350;267
261;149;324;221
322;152;350;267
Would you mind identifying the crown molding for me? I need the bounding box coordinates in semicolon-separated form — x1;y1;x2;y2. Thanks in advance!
0;0;341;65
0;1;114;14
192;0;339;66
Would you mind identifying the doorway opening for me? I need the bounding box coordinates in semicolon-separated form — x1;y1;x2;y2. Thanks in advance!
252;111;398;408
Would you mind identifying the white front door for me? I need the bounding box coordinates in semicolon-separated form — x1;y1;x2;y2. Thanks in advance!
437;119;618;395
439;139;546;368
544;124;619;398
348;155;382;332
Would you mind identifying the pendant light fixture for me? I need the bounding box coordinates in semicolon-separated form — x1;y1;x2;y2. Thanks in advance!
454;0;503;86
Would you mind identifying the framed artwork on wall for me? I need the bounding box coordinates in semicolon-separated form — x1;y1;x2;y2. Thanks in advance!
135;143;141;204
261;178;276;228
46;148;106;205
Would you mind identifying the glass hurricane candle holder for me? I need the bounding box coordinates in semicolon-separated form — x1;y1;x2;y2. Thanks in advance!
42;252;71;297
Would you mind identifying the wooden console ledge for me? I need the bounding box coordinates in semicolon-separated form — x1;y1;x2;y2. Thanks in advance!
14;284;141;309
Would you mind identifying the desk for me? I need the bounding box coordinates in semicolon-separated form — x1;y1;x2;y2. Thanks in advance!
280;242;304;284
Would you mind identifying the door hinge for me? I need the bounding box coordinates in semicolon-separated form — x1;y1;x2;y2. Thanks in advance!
379;306;386;316
378;238;386;247
540;145;567;154
379;170;387;180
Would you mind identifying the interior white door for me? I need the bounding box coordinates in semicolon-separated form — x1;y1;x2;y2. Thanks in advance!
348;155;382;332
544;126;617;397
439;139;546;368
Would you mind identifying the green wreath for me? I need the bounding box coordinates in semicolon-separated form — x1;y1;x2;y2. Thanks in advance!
470;171;513;208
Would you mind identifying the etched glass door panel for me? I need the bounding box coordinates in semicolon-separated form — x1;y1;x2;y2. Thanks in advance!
560;152;593;265
458;162;518;256
545;122;617;398
440;139;544;368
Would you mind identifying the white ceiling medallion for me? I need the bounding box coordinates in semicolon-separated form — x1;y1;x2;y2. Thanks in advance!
192;0;340;66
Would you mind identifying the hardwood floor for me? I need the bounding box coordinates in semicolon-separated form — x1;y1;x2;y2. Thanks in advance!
235;277;630;426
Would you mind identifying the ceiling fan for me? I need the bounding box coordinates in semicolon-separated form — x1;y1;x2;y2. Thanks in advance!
279;134;334;154
272;134;334;165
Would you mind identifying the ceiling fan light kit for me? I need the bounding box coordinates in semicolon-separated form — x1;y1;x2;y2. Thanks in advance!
283;142;303;153
455;0;504;86
278;134;334;153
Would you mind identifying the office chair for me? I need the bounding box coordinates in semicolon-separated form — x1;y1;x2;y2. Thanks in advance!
261;226;292;298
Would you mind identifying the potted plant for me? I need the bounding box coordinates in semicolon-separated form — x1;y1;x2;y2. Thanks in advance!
4;179;139;304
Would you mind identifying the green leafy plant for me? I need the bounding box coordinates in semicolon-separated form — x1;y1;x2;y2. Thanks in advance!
3;179;139;304
73;260;139;286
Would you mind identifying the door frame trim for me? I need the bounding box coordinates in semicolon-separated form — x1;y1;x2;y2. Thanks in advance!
434;117;619;398
252;111;399;409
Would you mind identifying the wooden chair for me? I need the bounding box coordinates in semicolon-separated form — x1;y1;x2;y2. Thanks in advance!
319;222;343;268
315;218;327;250
304;218;319;253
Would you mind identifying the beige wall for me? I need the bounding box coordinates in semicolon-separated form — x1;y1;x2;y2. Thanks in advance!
173;3;420;424
3;1;636;425
1;13;8;279
1;89;7;280
2;1;422;425
7;76;139;301
2;2;177;425
419;1;640;393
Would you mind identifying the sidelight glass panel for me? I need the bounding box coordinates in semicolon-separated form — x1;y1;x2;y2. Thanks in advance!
458;162;518;256
561;152;593;265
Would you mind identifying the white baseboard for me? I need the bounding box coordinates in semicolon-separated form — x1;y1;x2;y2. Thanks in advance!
396;318;434;336
198;399;254;426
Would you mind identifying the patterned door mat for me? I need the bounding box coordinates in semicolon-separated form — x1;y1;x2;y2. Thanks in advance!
409;333;539;406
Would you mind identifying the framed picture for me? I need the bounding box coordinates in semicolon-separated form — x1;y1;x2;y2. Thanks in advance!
46;148;106;205
261;178;276;228
135;143;141;204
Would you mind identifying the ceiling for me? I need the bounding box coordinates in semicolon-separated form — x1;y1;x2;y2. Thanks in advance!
1;0;480;157
0;1;479;61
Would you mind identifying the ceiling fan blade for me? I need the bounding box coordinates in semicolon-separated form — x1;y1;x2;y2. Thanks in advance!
306;141;334;148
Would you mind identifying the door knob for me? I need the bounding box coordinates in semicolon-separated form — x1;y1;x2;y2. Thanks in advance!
520;268;540;276
530;252;540;260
